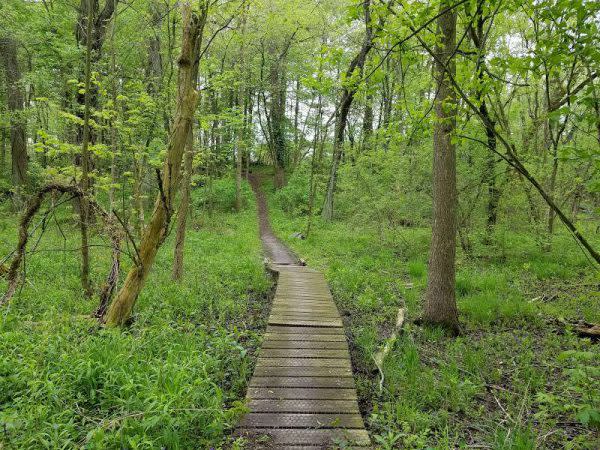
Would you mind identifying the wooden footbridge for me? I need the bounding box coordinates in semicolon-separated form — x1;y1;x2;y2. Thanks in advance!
236;177;370;448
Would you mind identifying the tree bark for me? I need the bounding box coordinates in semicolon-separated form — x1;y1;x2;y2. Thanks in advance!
423;0;459;334
321;0;373;220
0;37;28;198
105;3;206;326
466;1;501;233
269;48;287;188
362;92;373;152
172;129;194;280
79;0;95;299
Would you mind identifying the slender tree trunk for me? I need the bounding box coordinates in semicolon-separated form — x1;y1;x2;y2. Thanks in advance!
79;0;95;299
306;92;323;238
172;129;194;280
0;126;7;176
293;77;301;166
547;142;559;237
235;132;243;211
466;3;501;233
108;11;119;213
423;0;459;334
362;92;373;152
269;52;287;188
0;37;28;202
105;3;206;326
322;0;373;220
133;154;146;238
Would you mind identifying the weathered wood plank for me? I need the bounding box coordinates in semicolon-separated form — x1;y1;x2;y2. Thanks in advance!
253;366;353;377
271;304;338;311
271;305;339;312
248;399;360;414
236;428;370;446
265;332;347;342
259;348;349;359
247;387;357;400
266;325;345;335
249;377;355;388
262;340;348;350
256;358;351;368
269;310;340;318
272;299;334;306
268;318;343;327
239;412;363;428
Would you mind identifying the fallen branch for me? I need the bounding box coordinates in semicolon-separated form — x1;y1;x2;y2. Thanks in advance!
373;307;405;392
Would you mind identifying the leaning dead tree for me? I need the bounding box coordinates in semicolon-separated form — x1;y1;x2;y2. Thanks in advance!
104;3;207;327
1;184;122;313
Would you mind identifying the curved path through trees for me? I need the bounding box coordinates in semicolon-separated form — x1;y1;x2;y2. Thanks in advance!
235;175;370;448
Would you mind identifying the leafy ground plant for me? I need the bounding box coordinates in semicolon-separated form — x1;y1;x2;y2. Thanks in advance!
0;181;272;449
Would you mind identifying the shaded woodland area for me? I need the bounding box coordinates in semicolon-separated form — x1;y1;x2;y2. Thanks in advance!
0;0;599;448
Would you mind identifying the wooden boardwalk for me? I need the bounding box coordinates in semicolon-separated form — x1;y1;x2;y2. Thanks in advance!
237;176;370;448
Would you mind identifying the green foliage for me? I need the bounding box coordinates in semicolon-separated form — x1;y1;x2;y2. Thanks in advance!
0;200;271;448
267;176;600;448
193;177;253;213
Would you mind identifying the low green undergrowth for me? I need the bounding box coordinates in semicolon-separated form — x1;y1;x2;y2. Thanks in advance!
0;179;271;449
264;168;600;449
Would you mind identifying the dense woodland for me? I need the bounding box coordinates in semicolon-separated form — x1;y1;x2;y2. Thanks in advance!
0;0;599;448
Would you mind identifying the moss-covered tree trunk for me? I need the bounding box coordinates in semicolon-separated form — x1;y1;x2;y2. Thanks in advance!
105;3;206;326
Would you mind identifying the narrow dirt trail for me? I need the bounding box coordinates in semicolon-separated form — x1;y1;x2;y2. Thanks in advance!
248;174;298;265
236;175;370;448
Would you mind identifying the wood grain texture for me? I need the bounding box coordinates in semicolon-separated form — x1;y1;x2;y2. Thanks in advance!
236;183;369;446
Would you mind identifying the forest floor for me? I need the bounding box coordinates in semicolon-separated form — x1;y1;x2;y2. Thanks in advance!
0;182;274;449
255;168;600;449
0;172;598;449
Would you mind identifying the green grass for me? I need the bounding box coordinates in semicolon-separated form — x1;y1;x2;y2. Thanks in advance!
261;168;600;449
0;179;271;449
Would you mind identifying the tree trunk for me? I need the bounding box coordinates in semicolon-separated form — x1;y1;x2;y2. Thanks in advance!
105;3;206;327
79;0;95;299
172;129;194;280
321;0;373;220
362;92;373;152
306;92;323;238
423;0;459;334
0;37;28;199
235;132;243;211
547;142;559;238
466;2;501;233
269;51;287;188
0;126;7;176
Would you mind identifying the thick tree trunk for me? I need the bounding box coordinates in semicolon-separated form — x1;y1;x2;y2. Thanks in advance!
423;0;459;334
0;37;28;197
105;4;206;326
